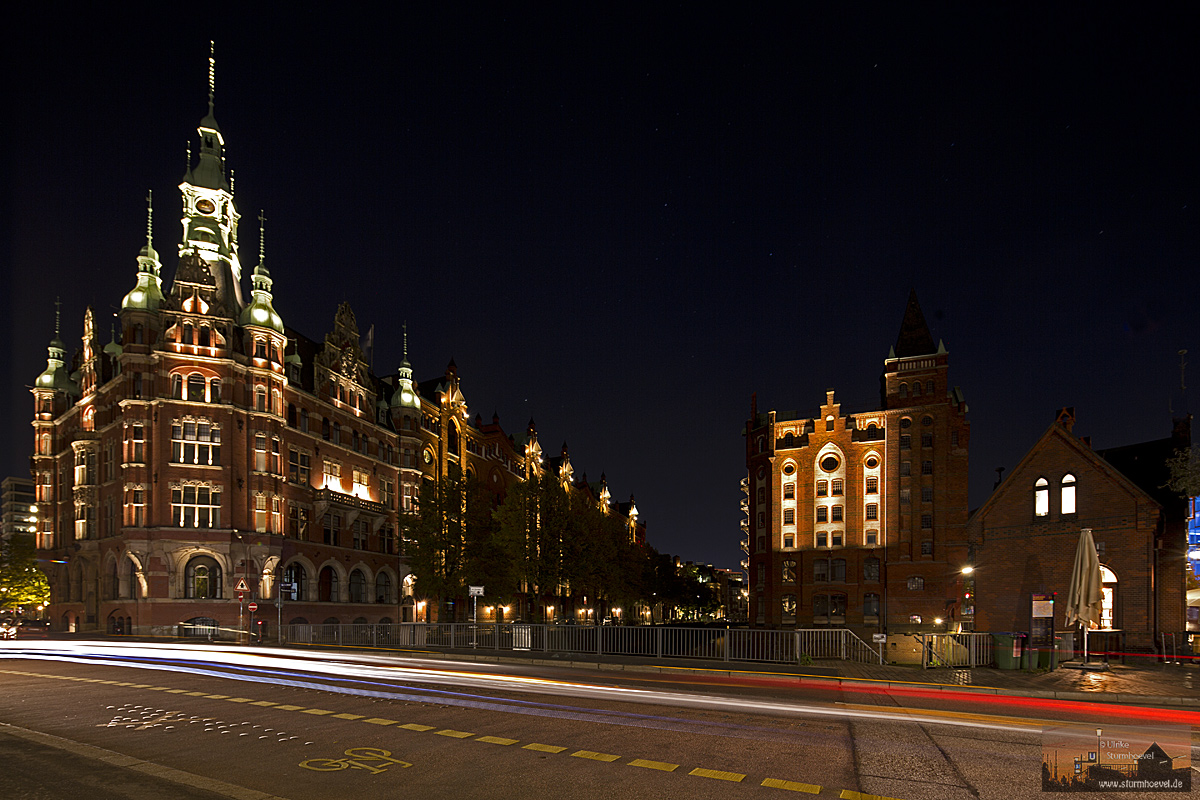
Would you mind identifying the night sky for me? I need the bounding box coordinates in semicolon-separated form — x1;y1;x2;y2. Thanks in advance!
4;7;1195;569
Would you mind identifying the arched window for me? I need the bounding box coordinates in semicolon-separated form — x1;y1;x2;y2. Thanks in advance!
171;374;183;399
375;572;392;604
1061;474;1076;515
210;379;222;403
783;433;795;448
899;383;908;398
288;404;298;428
925;380;934;395
332;422;341;446
912;381;922;396
300;409;309;433
1034;478;1049;517
108;559;118;600
1100;565;1117;629
349;569;366;603
184;555;222;599
255;386;267;412
318;566;339;602
283;563;307;601
187;374;205;402
449;423;460;455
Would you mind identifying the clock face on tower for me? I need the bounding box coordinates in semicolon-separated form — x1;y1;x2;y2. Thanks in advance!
196;198;216;215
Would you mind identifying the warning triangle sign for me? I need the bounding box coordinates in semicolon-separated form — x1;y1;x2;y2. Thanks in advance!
234;578;250;592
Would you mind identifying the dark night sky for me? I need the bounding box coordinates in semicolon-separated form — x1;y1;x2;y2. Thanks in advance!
4;7;1196;569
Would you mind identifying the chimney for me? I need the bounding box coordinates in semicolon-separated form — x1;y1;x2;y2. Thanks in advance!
1055;406;1076;432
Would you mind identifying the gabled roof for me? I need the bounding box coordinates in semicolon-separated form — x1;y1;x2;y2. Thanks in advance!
893;289;937;358
969;419;1162;526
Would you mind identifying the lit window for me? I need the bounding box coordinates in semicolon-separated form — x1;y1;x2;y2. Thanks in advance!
782;594;797;618
1034;478;1049;516
1061;474;1076;514
187;374;205;402
907;576;924;590
782;560;796;583
171;420;221;465
255;493;267;532
171;484;221;528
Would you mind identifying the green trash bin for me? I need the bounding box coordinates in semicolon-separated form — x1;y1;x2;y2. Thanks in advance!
994;633;1024;670
1037;647;1051;669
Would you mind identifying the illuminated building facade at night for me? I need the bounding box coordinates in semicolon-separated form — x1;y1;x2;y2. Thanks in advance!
29;56;643;635
743;292;971;634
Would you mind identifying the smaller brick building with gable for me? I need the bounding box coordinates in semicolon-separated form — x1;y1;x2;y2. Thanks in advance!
967;409;1189;653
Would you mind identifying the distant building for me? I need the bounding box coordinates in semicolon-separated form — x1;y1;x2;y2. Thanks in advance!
967;409;1190;652
743;292;971;633
1;477;37;544
30;55;643;635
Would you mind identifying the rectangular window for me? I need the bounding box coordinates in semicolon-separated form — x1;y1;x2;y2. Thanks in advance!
900;435;911;450
921;514;932;529
353;519;367;550
900;461;911;477
171;485;221;528
255;494;267;532
353;467;369;496
865;503;878;520
816;532;827;548
865;530;878;546
782;560;796;583
171;421;221;465
381;478;395;510
864;558;880;581
324;459;341;489
783;483;795;499
830;559;846;582
783;508;795;525
831;479;843;496
921;486;933;503
255;434;267;472
951;431;959;447
756;563;765;586
831;531;843;547
323;513;340;546
816;480;828;497
864;593;880;618
831;505;843;522
271;496;281;534
921;460;933;475
783;535;794;549
921;540;933;555
130;488;144;526
816;507;828;523
129;424;145;463
402;483;414;511
908;576;924;590
866;476;878;494
900;488;910;504
921;433;933;448
814;559;828;582
288;504;309;538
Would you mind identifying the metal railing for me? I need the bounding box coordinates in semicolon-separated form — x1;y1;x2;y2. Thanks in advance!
920;632;995;668
279;623;884;665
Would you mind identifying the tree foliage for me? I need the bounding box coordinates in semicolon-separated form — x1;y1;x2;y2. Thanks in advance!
1164;446;1200;498
0;533;51;610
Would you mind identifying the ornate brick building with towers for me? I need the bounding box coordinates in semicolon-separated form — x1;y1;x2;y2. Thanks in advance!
743;292;971;634
29;51;643;636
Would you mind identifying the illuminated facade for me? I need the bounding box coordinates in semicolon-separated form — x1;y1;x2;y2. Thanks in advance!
30;54;643;635
743;292;971;632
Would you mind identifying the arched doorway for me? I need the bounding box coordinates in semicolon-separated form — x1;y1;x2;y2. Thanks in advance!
1099;565;1118;629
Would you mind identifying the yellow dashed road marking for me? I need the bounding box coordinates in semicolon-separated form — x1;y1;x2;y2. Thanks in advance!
249;700;276;707
629;759;679;772
148;686;170;691
165;689;189;694
364;718;399;726
524;743;567;754
273;704;305;711
477;736;518;745
129;684;151;688
203;694;229;699
763;778;821;793
572;750;620;763
840;792;904;800
301;708;333;716
184;692;207;697
399;723;433;731
436;729;474;739
690;768;745;782
332;713;364;720
225;697;253;703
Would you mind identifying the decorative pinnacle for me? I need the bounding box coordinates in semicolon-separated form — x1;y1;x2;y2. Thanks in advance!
145;189;153;248
186;142;191;171
54;297;61;337
258;210;266;263
230;168;235;194
403;322;408;359
208;41;216;110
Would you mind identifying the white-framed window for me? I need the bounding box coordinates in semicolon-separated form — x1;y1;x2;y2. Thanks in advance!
172;420;221;465
324;459;341;489
1061;474;1076;515
353;467;369;496
255;493;267;532
1034;478;1049;517
289;448;311;485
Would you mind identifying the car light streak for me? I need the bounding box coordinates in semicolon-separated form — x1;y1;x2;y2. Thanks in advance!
4;641;1188;734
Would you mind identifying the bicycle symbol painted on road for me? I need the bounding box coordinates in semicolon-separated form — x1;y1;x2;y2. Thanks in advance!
300;747;413;774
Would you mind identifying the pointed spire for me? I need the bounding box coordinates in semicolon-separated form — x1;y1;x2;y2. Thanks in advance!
892;289;937;358
391;321;420;409
240;209;284;333
123;191;165;310
53;297;61;344
35;300;75;393
207;40;216;113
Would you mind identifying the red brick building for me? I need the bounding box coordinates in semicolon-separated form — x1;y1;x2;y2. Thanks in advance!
967;409;1189;652
743;292;971;633
30;59;643;636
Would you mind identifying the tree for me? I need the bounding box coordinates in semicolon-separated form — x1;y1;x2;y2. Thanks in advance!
1164;446;1200;498
0;533;50;610
495;473;570;620
407;470;470;619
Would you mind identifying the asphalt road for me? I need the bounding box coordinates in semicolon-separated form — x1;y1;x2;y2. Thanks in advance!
0;642;1194;800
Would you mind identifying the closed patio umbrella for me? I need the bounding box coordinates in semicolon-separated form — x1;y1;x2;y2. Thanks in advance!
1064;528;1104;663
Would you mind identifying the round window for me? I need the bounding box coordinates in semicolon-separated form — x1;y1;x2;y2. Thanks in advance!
196;198;216;215
820;455;839;472
865;456;878;469
922;416;933;426
900;418;912;429
757;466;766;480
782;463;795;475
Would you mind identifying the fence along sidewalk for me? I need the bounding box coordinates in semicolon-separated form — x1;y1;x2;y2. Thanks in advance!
279;623;885;666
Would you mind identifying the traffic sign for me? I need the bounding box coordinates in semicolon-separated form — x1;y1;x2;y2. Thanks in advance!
234;578;251;592
248;602;258;613
469;586;484;597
